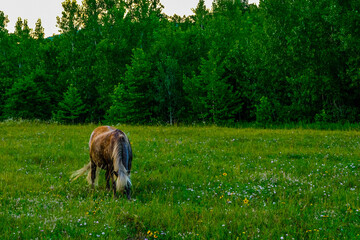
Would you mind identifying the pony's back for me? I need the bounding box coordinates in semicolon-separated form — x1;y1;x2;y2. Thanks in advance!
89;126;116;148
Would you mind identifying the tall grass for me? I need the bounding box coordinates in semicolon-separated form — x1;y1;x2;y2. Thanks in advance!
0;121;359;239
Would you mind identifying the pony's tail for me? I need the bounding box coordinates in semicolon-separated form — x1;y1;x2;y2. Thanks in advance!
71;162;91;182
113;141;131;192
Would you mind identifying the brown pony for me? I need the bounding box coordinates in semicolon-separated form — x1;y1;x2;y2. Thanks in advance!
71;126;133;199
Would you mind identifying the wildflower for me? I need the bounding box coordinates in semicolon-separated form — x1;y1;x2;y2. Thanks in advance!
223;173;227;176
243;198;249;204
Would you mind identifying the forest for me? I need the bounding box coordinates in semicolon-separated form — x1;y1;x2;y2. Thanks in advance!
0;0;359;125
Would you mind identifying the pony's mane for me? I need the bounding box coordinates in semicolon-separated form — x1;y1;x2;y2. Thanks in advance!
111;132;132;191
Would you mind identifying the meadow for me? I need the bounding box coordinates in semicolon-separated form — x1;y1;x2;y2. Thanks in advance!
0;121;359;239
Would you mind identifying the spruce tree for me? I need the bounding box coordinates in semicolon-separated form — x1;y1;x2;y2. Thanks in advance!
107;48;154;123
53;84;86;123
4;75;51;120
184;50;241;124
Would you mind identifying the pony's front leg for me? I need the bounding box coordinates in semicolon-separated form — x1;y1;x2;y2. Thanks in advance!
125;183;131;200
112;178;117;198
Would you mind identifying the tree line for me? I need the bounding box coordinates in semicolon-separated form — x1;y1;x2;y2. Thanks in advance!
1;0;359;125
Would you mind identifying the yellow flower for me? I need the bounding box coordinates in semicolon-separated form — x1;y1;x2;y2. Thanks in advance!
223;173;227;176
243;198;249;204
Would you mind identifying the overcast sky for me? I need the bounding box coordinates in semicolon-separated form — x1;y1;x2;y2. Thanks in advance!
1;0;259;37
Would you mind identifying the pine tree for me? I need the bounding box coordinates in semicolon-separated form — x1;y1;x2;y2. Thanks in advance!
53;84;86;123
4;75;51;120
107;48;154;123
184;50;241;124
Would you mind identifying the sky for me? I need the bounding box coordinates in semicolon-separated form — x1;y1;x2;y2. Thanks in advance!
1;0;259;37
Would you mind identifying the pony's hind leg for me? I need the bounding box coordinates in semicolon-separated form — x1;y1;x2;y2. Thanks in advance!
90;161;97;188
105;168;110;190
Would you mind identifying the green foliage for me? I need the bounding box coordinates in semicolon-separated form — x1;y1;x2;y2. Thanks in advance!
255;96;274;124
154;55;183;124
3;75;51;120
107;48;154;124
33;19;44;39
0;11;9;31
184;50;242;124
53;84;86;123
1;0;360;124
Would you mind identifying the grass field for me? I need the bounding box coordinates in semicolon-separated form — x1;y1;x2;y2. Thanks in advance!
0;121;359;239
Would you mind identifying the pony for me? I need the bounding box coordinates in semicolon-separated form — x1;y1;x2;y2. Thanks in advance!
71;126;133;199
